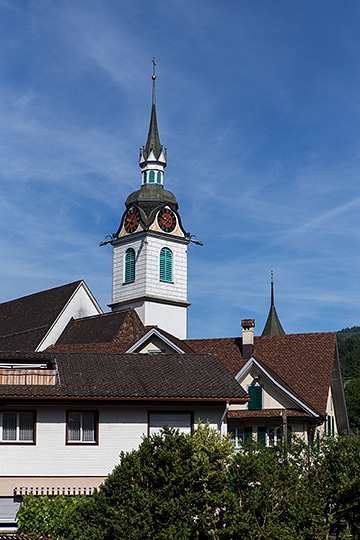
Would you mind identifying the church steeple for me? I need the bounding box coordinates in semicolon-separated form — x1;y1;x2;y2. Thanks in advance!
139;56;167;185
262;272;285;336
108;60;190;340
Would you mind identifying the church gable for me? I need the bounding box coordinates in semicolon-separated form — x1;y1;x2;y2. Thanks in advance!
0;281;102;352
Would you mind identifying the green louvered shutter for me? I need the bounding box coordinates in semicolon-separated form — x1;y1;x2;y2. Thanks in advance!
149;171;155;183
257;426;266;446
248;385;263;410
124;248;135;283
244;426;252;444
159;247;173;282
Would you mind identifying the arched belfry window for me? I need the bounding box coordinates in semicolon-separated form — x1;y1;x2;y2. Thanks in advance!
159;247;173;283
149;171;155;183
124;248;135;283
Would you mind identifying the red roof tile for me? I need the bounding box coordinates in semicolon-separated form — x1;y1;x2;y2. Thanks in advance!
186;332;337;416
228;409;311;419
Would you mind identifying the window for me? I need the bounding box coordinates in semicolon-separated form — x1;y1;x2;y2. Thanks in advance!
67;411;97;444
248;385;263;410
159;247;173;282
229;426;252;449
142;172;147;184
149;171;155;183
148;412;193;436
0;412;35;443
124;248;135;283
257;426;266;445
157;172;162;184
325;414;335;436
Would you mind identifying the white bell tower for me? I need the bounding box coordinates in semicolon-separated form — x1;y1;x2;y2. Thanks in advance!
108;61;190;339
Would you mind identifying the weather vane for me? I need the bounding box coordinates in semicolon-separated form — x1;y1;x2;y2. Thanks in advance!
152;55;156;78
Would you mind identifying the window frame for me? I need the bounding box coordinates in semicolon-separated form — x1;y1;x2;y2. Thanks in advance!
0;411;36;445
229;425;252;449
147;411;194;437
124;247;136;284
66;411;99;445
159;247;173;283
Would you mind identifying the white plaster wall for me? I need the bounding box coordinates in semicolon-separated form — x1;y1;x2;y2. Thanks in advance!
233;373;296;411
37;283;103;351
136;336;181;354
0;404;225;478
141;302;187;340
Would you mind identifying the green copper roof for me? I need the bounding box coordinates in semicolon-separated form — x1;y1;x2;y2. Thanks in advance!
262;279;285;336
125;185;178;206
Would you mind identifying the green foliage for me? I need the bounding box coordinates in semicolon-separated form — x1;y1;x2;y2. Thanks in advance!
344;377;360;432
60;423;238;540
338;335;360;380
229;436;360;540
16;493;83;538
337;326;360;343
337;333;360;430
17;431;360;540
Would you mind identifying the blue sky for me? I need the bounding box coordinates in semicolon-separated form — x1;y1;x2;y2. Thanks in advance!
1;0;360;338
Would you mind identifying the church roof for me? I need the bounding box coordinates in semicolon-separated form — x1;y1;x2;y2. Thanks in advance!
0;281;83;351
0;350;247;402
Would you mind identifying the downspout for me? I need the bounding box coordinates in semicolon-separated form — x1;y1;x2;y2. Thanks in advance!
221;401;230;436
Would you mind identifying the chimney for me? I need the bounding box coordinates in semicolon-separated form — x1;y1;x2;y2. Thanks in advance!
241;319;255;359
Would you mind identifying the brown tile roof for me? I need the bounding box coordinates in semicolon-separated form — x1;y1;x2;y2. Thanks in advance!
185;337;243;375
0;281;83;351
0;351;247;402
143;326;195;353
186;332;337;416
56;309;145;346
228;409;311;419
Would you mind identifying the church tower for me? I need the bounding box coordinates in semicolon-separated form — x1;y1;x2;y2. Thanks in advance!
108;63;190;339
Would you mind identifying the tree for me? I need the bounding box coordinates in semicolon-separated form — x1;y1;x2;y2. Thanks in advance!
16;494;83;538
60;423;238;540
229;436;360;540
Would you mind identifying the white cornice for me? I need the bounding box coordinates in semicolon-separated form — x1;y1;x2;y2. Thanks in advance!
126;327;186;354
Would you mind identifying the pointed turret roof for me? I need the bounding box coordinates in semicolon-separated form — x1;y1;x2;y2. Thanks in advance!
262;273;285;336
142;60;164;161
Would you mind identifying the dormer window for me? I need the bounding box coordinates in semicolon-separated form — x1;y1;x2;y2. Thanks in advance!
0;359;57;386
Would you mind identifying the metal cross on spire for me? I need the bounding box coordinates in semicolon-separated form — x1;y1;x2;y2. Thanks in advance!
152;55;156;106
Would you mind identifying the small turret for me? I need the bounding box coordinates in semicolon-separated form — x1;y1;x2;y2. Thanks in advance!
262;271;285;336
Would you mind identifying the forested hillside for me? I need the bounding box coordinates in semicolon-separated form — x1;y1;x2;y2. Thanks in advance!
337;327;360;432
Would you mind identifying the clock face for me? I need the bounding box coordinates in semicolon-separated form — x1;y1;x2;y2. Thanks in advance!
157;208;176;233
124;207;140;233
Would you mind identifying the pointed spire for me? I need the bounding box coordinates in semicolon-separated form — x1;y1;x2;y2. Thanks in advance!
262;271;285;336
143;56;163;161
